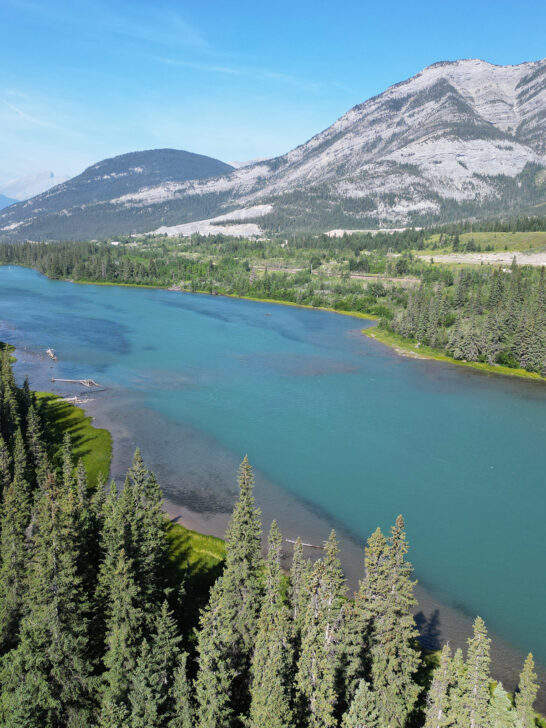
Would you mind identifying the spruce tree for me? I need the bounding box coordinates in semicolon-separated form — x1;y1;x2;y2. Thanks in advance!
25;404;48;488
464;617;491;728
289;536;311;641
343;528;389;702
424;644;452;728
370;516;421;728
487;682;518;728
342;679;379;728
296;531;346;728
128;639;162;728
515;653;538;728
98;549;144;726
194;579;235;728
168;653;193;728
12;428;27;484
249;521;293;728
0;475;30;650
443;647;467;727
0;434;11;495
0;349;19;442
195;456;263;724
0;474;92;728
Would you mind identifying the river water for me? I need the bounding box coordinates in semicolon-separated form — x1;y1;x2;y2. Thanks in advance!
1;266;544;701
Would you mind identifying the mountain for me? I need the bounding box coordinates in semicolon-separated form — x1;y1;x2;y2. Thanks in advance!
1;59;545;241
0;150;234;241
0;171;70;202
0;195;17;211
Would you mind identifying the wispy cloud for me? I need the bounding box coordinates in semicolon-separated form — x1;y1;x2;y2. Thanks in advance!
153;56;322;93
1;98;58;129
3;0;209;51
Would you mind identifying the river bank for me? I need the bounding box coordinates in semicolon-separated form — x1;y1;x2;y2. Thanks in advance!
4;262;541;382
2;266;544;709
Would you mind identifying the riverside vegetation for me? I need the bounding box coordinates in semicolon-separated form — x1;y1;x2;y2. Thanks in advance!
0;219;544;377
0;349;541;727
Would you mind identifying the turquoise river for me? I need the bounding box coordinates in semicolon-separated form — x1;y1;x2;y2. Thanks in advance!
1;266;545;698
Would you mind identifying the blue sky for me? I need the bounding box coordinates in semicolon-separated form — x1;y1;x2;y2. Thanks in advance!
1;0;545;183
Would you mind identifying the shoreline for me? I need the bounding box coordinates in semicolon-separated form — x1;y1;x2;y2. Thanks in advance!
364;327;545;382
9;263;541;382
3;271;545;707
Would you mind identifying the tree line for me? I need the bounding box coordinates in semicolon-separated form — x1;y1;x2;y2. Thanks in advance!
387;261;545;374
0;349;541;726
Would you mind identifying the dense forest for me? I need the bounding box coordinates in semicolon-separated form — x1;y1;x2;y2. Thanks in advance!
0;348;541;726
0;236;544;375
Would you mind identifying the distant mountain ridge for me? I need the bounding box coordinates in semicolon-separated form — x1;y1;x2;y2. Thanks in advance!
0;195;17;211
0;150;234;240
1;58;545;241
0;171;70;202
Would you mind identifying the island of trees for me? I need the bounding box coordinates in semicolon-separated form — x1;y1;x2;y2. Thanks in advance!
0;348;541;726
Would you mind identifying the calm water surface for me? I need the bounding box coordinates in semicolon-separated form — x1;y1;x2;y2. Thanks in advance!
1;266;545;691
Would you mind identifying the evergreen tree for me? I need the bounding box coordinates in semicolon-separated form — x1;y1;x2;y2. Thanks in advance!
515;653;538;728
0;349;19;442
289;536;311;641
0;434;11;495
342;679;379;728
12;428;27;484
0;475;93;728
296;531;346;728
444;648;467;727
343;528;389;702
195;456;263;723
25;404;48;487
487;682;519;728
464;617;491;728
424;644;452;728
0;475;30;650
128;639;162;728
249;521;293;728
168;653;193;728
98;549;144;726
370;516;421;728
194;579;234;728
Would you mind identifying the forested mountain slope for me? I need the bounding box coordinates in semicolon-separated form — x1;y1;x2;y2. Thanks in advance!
0;149;234;241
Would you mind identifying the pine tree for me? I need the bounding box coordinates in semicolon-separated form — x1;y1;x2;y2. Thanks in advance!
139;470;168;607
0;349;19;442
444;647;467;727
128;639;162;728
296;530;346;728
168;653;193;728
488;682;518;728
25;404;48;488
289;536;311;641
342;679;379;728
370;516;421;728
249;521;293;728
98;549;144;726
0;474;93;728
12;428;27;484
343;528;389;702
424;644;452;728
149;600;182;722
515;653;538;728
0;475;30;650
194;579;235;728
0;434;12;495
464;617;491;728
195;456;263;723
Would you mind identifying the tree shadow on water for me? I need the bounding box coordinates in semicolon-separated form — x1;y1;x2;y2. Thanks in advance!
415;608;442;651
